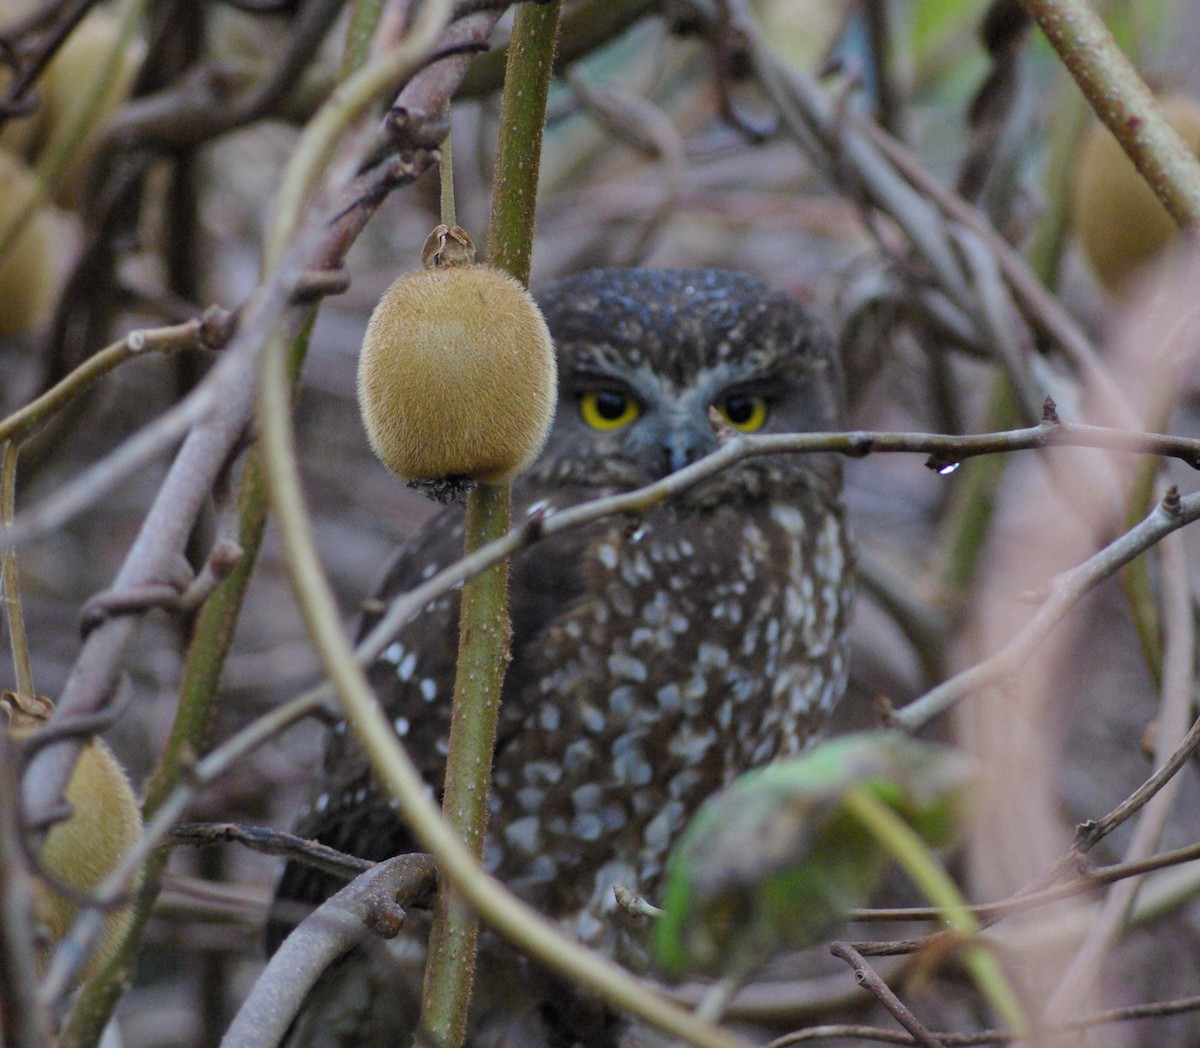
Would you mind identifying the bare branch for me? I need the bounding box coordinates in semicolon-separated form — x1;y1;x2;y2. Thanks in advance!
894;488;1200;731
829;942;946;1048
218;854;437;1048
166;822;372;882
1047;515;1196;1016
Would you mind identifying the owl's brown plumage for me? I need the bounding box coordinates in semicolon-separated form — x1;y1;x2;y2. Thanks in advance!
270;268;852;1046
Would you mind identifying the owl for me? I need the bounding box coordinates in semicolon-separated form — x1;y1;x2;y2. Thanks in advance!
269;268;853;1047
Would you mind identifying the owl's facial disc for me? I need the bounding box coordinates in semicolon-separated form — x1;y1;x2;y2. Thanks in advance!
572;362;775;481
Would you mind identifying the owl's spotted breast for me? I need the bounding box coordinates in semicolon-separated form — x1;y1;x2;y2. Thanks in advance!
488;499;850;949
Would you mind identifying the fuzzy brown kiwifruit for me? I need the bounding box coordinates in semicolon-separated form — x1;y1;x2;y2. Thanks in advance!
357;225;557;488
0;149;64;336
2;691;143;983
1071;94;1200;294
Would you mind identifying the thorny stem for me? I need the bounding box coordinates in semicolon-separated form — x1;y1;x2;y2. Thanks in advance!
2;442;33;698
420;483;512;1048
420;5;562;1046
484;2;561;284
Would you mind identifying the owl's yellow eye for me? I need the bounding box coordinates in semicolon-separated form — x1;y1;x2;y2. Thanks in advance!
580;390;640;431
717;393;768;432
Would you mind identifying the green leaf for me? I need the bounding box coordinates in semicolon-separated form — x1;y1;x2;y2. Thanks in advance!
654;731;972;978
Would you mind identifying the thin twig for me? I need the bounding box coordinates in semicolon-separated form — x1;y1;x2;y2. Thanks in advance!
0;316;225;446
851;838;1200;924
829;942;946;1048
1046;515;1195;1017
763;986;1200;1045
8;408;1200;561
894;487;1200;731
166;822;373;881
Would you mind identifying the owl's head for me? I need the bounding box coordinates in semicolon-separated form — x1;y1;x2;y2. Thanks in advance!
525;269;844;504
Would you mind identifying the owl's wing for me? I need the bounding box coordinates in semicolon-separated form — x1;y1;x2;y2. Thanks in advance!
267;487;599;949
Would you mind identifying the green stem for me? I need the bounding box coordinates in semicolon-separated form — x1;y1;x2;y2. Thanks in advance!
1020;0;1200;227
419;5;562;1044
420;484;511;1047
483;0;562;281
843;787;1028;1037
1;443;33;698
0;320;209;446
456;0;656;100
1121;456;1165;685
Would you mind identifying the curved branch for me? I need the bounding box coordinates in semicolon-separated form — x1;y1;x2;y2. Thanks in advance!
219;854;437;1048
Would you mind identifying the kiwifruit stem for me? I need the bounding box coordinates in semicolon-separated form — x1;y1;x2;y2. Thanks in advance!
418;4;562;1046
440;109;457;229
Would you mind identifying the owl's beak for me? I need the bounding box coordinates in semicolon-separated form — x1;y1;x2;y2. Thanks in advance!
661;427;714;476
